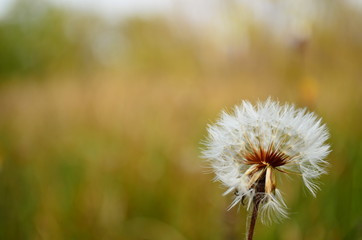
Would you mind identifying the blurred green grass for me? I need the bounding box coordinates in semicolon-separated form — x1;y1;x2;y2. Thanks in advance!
0;1;361;240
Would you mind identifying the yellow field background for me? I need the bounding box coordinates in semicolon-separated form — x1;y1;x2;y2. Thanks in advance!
0;1;361;239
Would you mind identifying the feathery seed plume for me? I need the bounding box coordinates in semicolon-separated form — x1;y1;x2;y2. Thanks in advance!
202;99;330;228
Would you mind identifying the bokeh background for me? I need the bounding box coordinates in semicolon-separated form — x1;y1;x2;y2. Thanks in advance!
0;0;361;239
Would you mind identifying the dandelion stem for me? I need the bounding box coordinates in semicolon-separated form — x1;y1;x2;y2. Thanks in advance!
247;200;260;240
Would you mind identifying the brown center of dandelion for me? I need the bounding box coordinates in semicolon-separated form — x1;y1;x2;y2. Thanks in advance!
244;145;289;168
242;145;290;196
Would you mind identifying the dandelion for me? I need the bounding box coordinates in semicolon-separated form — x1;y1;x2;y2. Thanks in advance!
202;99;330;240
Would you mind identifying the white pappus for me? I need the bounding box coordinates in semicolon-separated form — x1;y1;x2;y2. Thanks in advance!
202;99;330;224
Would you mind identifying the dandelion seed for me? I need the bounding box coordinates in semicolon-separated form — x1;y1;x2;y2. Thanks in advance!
202;98;330;240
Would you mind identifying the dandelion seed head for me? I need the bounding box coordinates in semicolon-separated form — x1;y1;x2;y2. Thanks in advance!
202;98;330;223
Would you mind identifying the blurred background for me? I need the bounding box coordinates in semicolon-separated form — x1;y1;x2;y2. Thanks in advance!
0;0;361;239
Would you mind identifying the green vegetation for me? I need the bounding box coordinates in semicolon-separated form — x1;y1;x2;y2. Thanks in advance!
0;0;361;239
